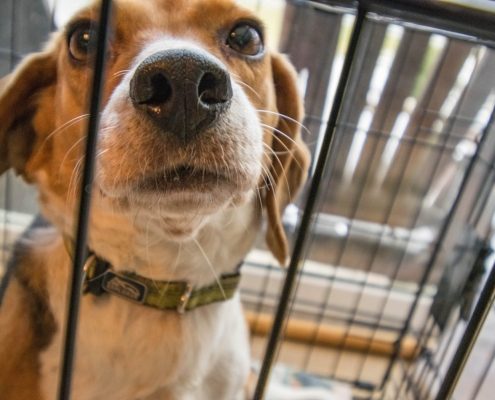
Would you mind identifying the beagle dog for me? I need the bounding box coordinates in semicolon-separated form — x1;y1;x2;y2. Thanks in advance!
0;0;309;399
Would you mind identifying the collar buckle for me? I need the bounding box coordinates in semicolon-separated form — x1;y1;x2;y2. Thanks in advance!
177;283;194;314
83;254;97;277
82;254;98;295
83;255;110;296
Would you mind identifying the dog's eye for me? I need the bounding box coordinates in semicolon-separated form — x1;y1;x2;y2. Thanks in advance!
226;23;263;57
68;23;96;62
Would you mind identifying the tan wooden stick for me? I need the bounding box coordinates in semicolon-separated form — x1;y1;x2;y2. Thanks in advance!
246;311;419;360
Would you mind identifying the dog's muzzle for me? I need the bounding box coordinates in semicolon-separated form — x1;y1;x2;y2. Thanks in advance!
130;49;233;142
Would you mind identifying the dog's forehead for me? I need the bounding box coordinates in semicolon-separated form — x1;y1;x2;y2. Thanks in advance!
74;0;258;37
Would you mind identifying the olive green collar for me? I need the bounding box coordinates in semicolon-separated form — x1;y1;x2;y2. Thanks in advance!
81;253;241;314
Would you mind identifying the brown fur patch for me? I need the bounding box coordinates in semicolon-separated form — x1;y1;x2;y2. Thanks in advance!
0;218;58;399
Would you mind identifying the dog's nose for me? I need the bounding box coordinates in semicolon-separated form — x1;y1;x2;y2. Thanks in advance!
129;49;232;142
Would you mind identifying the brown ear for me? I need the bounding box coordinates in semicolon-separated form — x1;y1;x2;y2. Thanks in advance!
0;49;57;177
265;53;310;266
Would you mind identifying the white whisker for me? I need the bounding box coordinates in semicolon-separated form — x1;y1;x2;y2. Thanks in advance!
232;76;261;100
40;114;90;150
261;124;305;174
158;244;182;303
261;142;291;199
257;109;311;135
192;238;227;300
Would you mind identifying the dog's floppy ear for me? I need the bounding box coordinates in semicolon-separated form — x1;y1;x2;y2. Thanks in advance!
0;49;57;177
265;53;310;266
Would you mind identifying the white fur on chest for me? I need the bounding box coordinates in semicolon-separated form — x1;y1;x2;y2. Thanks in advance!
41;290;249;400
38;202;258;399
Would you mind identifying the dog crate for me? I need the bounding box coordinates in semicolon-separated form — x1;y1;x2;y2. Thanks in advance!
1;0;495;399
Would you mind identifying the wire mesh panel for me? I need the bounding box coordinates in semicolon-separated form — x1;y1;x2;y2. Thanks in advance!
1;1;495;400
452;299;495;399
0;0;47;304
251;1;495;399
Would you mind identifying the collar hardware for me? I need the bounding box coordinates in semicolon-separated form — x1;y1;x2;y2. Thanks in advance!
101;271;148;304
65;237;241;313
177;283;194;314
78;252;242;313
82;255;110;296
83;254;97;276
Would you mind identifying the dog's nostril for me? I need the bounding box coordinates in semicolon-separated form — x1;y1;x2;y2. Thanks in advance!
131;49;233;142
146;73;173;105
130;70;173;106
198;72;229;105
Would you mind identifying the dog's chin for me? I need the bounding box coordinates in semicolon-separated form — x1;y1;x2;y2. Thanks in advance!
131;189;233;214
97;166;257;212
97;183;255;243
97;172;256;228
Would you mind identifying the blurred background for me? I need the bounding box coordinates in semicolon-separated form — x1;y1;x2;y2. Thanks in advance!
2;1;495;399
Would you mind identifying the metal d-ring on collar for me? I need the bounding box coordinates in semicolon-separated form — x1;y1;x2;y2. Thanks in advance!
176;283;194;314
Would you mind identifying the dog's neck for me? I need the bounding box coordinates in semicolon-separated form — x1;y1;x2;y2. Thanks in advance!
47;197;261;288
92;209;258;285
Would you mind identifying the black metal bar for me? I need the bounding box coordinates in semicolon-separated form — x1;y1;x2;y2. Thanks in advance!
301;0;495;46
57;1;112;399
435;261;495;400
252;6;366;399
358;0;495;45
